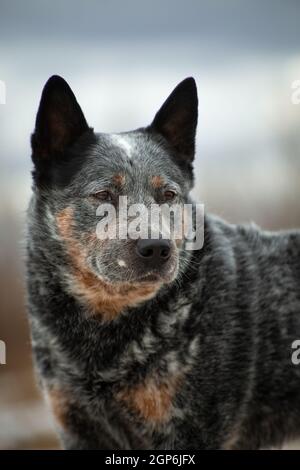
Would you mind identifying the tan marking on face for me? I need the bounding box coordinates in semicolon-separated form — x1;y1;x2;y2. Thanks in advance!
46;387;69;429
112;173;125;186
117;374;182;425
151;175;164;189
56;206;74;239
56;207;161;321
73;272;160;321
175;238;183;248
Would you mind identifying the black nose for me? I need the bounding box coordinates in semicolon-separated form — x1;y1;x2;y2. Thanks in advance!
136;239;171;265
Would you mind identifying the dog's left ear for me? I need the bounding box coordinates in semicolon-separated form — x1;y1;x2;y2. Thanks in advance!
31;75;90;162
149;77;198;164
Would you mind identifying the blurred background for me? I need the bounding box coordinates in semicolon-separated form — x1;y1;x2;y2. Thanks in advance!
0;0;300;449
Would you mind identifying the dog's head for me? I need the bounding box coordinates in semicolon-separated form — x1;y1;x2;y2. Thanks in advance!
31;76;198;319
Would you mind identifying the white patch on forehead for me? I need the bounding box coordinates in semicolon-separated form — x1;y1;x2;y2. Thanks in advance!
111;134;133;159
117;259;127;267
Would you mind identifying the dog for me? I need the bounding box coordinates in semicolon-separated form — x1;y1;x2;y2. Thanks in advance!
26;75;300;449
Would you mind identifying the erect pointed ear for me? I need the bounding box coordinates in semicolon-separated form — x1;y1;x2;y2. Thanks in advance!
149;77;198;163
31;75;90;163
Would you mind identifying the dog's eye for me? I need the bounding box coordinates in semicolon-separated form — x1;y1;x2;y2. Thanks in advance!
92;190;112;201
163;190;177;201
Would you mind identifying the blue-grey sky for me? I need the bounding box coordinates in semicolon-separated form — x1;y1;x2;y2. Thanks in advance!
1;0;300;52
0;1;300;226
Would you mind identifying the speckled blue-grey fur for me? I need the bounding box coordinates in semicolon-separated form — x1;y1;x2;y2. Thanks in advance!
26;75;300;449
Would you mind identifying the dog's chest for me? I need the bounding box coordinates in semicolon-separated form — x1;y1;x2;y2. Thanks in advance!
100;315;198;431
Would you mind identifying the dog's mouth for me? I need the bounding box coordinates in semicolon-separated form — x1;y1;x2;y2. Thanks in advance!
139;272;162;283
138;263;178;284
96;252;179;286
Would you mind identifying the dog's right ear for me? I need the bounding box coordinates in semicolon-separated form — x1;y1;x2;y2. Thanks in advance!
31;76;90;169
149;77;198;168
